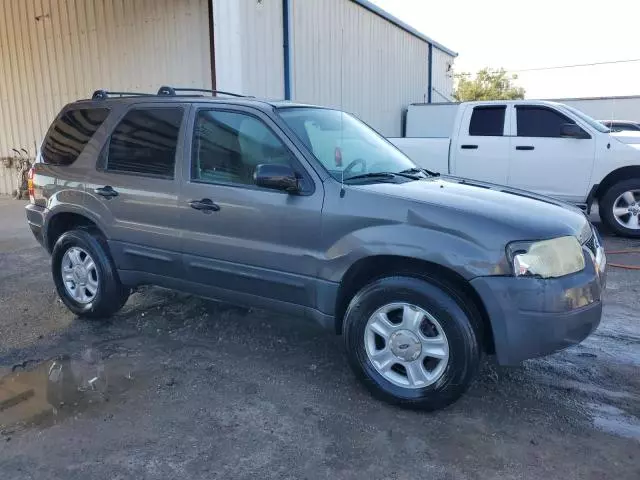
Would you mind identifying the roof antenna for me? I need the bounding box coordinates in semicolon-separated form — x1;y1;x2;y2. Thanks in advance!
339;26;346;199
609;97;615;135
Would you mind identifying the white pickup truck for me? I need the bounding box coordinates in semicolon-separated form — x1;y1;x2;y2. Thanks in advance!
389;100;640;237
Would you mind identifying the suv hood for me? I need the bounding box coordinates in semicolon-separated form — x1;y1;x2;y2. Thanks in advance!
355;176;591;242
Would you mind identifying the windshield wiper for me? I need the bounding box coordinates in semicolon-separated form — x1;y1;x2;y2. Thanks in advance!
343;172;398;182
344;170;426;182
399;167;440;177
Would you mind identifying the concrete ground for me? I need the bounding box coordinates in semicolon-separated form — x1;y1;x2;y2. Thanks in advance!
0;196;638;479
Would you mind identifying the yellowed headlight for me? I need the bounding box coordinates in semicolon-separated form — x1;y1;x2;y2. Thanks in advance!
513;236;585;279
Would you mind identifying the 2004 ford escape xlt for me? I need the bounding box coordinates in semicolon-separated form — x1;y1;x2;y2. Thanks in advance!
25;87;607;410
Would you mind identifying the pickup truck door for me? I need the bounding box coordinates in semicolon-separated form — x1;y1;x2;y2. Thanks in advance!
508;105;595;202
451;104;511;184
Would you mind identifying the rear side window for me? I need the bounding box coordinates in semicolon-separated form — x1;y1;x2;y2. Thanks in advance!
106;108;183;178
469;106;505;136
41;108;109;165
516;107;573;137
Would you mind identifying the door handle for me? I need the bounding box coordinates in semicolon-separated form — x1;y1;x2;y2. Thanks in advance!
515;145;535;150
95;185;119;198
460;144;478;149
189;198;220;212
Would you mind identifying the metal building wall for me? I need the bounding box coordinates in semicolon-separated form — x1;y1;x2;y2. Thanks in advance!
0;0;211;194
239;0;284;98
213;0;283;98
289;0;430;137
550;96;640;123
431;47;455;102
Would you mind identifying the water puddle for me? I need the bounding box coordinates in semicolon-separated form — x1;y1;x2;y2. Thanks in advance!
588;403;640;442
0;348;136;434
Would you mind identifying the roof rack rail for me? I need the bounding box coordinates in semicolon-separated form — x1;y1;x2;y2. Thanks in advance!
92;90;154;100
157;86;248;98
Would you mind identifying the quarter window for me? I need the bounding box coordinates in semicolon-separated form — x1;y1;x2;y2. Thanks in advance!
517;107;575;138
192;110;293;186
469;106;506;136
41;108;109;165
106;108;183;178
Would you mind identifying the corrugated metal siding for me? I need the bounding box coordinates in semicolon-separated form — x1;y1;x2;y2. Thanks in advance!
239;0;283;98
431;47;455;102
213;0;283;98
0;0;211;194
0;163;18;196
290;0;429;137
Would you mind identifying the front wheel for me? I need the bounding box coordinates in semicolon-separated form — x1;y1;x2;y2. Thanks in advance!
599;179;640;238
343;276;482;410
51;229;129;318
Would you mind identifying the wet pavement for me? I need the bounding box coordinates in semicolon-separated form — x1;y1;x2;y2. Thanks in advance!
0;197;638;479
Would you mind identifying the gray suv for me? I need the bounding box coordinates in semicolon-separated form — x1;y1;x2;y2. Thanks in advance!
25;87;607;410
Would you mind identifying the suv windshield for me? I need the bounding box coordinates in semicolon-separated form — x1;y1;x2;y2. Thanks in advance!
278;107;416;181
561;104;610;133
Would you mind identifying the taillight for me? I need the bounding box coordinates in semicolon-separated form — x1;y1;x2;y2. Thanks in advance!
27;166;35;203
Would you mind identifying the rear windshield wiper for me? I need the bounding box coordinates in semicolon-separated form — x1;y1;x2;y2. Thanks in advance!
399;167;440;177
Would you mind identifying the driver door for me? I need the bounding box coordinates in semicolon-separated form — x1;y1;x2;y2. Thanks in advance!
508;105;595;202
179;105;325;308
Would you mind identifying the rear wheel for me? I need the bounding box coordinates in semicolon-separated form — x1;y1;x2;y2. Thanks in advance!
343;276;482;410
599;179;640;238
51;229;129;318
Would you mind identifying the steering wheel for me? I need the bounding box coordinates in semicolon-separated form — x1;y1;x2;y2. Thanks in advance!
343;158;367;177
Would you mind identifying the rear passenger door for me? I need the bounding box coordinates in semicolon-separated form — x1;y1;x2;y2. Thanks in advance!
178;105;324;309
84;103;188;279
451;104;511;184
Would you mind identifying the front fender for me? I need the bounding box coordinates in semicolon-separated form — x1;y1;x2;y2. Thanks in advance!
319;223;507;282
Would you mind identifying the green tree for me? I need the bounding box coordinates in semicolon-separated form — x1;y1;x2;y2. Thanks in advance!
453;68;525;101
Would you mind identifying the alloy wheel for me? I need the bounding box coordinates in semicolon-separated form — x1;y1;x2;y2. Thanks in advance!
61;246;99;304
364;302;449;388
612;190;640;230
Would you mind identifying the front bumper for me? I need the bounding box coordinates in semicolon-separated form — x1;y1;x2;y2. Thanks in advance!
470;246;605;365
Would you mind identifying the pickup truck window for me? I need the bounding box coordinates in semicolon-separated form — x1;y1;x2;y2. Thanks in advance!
278;107;415;180
563;105;610;133
469;106;506;136
516;106;577;138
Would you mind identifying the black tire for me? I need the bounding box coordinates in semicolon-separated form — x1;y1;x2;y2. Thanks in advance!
51;229;129;318
599;178;640;238
343;276;482;410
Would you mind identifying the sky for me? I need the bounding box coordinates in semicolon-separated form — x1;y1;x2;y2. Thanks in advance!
370;0;640;99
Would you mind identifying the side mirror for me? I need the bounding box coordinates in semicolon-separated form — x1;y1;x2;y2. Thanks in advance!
254;164;300;193
561;123;590;139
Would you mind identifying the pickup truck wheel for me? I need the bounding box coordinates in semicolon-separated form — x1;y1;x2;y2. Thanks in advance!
343;276;481;410
600;179;640;238
51;229;129;318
